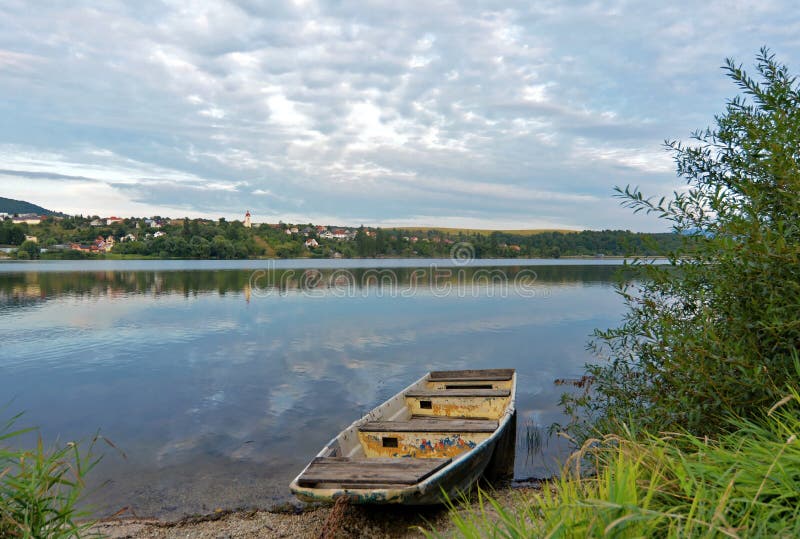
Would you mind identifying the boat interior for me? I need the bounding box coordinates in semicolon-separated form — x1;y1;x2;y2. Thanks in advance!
294;369;515;490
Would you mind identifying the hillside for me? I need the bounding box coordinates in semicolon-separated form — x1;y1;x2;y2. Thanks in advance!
0;197;63;216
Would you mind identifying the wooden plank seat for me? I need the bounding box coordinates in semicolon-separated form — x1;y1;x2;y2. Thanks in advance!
359;418;498;433
429;369;514;382
296;457;451;487
406;389;510;398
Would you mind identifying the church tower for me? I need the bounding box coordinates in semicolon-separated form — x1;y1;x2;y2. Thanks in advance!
244;210;252;228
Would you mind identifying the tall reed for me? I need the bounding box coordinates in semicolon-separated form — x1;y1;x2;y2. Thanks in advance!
432;390;800;538
1;414;100;538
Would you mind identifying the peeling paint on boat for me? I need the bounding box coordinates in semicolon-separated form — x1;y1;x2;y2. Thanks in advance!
357;431;491;459
405;395;508;419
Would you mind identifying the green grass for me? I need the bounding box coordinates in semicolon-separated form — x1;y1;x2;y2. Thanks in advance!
1;414;101;538
432;389;800;538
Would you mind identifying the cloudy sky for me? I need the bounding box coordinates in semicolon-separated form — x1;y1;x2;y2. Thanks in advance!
1;1;798;230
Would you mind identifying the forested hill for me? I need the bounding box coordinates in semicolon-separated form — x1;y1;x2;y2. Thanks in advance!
0;197;63;216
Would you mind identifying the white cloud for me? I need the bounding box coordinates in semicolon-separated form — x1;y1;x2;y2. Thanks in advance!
267;94;311;128
199;107;225;119
408;55;433;68
0;1;797;230
345;102;408;151
0;49;44;72
521;84;550;103
570;140;675;175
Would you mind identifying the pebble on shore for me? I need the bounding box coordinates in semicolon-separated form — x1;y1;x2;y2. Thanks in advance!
90;482;542;538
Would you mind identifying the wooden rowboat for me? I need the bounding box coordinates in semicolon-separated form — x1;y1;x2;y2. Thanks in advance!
290;369;517;505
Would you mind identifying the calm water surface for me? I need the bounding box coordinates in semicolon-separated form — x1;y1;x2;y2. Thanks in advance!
0;259;627;518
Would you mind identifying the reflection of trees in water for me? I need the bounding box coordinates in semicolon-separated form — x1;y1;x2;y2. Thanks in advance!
0;265;625;305
251;266;625;294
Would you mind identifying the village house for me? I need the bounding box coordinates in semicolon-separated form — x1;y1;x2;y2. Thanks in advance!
70;235;115;253
90;218;104;226
330;228;354;240
304;238;319;248
69;242;92;252
93;236;112;252
319;230;334;240
106;216;124;225
145;219;161;228
13;214;42;225
153;231;166;238
121;233;137;242
24;235;37;243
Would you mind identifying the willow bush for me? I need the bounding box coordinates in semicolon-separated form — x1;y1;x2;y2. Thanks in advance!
564;48;800;437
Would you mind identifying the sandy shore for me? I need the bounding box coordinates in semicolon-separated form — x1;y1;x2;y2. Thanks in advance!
90;482;540;538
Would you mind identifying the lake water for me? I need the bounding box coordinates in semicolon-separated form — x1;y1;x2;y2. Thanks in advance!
0;259;627;518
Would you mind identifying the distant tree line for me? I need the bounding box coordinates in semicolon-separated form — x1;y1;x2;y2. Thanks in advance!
1;214;681;260
347;228;682;259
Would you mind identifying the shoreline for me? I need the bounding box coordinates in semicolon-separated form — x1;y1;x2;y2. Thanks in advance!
1;253;660;261
91;481;542;538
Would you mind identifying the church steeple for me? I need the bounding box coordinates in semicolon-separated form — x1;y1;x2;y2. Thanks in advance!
244;210;252;228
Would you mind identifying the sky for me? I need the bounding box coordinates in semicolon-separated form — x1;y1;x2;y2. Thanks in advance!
1;1;799;231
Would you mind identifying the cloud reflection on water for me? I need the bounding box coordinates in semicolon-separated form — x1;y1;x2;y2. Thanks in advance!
0;265;626;518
